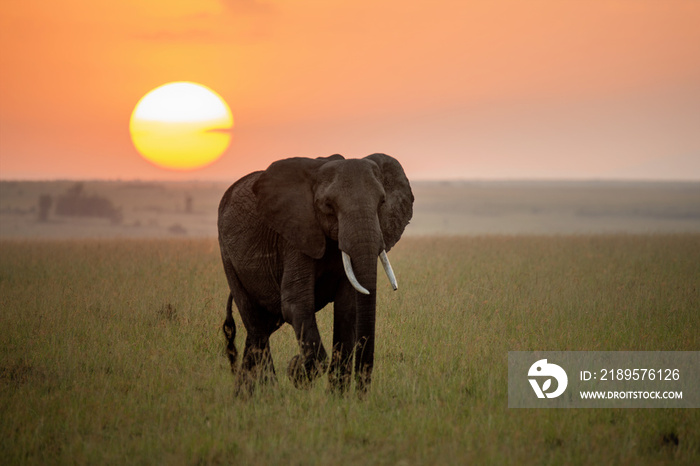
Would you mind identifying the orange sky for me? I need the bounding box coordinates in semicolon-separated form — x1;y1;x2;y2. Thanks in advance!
1;0;699;180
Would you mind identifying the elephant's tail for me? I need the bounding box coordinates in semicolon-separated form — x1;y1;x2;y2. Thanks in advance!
222;293;238;374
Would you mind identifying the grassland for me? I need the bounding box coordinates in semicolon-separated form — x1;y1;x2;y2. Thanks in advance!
1;236;699;464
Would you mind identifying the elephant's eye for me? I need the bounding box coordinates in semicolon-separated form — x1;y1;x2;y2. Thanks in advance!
323;201;334;214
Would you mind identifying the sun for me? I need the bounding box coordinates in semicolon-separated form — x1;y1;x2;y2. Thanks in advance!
129;82;233;171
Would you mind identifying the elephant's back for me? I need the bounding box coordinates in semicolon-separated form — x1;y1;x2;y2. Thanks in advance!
218;172;262;232
218;171;260;215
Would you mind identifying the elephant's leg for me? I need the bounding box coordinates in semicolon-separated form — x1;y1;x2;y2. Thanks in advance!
287;315;328;389
238;332;276;392
236;314;282;395
329;281;356;394
282;254;328;389
223;260;278;395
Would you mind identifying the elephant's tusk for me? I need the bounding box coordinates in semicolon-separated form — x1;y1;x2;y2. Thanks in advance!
379;250;398;291
341;251;370;295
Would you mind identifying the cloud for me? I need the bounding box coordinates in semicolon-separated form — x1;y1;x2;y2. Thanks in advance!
132;1;275;44
134;29;222;43
220;0;274;15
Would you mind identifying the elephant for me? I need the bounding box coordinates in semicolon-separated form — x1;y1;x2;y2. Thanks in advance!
218;153;413;394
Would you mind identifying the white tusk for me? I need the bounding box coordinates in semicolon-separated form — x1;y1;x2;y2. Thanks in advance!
379;250;398;291
341;251;370;295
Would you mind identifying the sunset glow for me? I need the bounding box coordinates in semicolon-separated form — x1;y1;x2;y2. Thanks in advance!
129;82;233;171
0;1;699;180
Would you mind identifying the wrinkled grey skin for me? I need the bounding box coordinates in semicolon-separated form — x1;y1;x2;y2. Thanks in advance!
218;153;413;394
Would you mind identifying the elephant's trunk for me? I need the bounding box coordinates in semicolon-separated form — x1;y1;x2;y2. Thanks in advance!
346;244;378;392
337;211;385;392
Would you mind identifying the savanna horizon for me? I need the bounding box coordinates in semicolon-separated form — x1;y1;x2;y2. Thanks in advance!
2;178;699;240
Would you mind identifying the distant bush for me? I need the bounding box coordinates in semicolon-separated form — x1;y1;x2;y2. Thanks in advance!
168;223;187;235
55;183;122;224
38;194;52;222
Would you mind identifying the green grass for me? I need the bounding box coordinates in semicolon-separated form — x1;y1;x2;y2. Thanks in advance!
1;236;698;464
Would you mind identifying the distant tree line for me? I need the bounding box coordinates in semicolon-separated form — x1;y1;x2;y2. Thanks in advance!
39;183;122;224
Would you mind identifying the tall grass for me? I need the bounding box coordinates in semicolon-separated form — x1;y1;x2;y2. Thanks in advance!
1;236;698;464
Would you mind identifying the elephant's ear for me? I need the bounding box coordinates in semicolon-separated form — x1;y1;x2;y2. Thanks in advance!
365;153;414;251
253;155;344;259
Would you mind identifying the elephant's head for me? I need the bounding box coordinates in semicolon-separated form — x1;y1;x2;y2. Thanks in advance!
252;153;413;293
